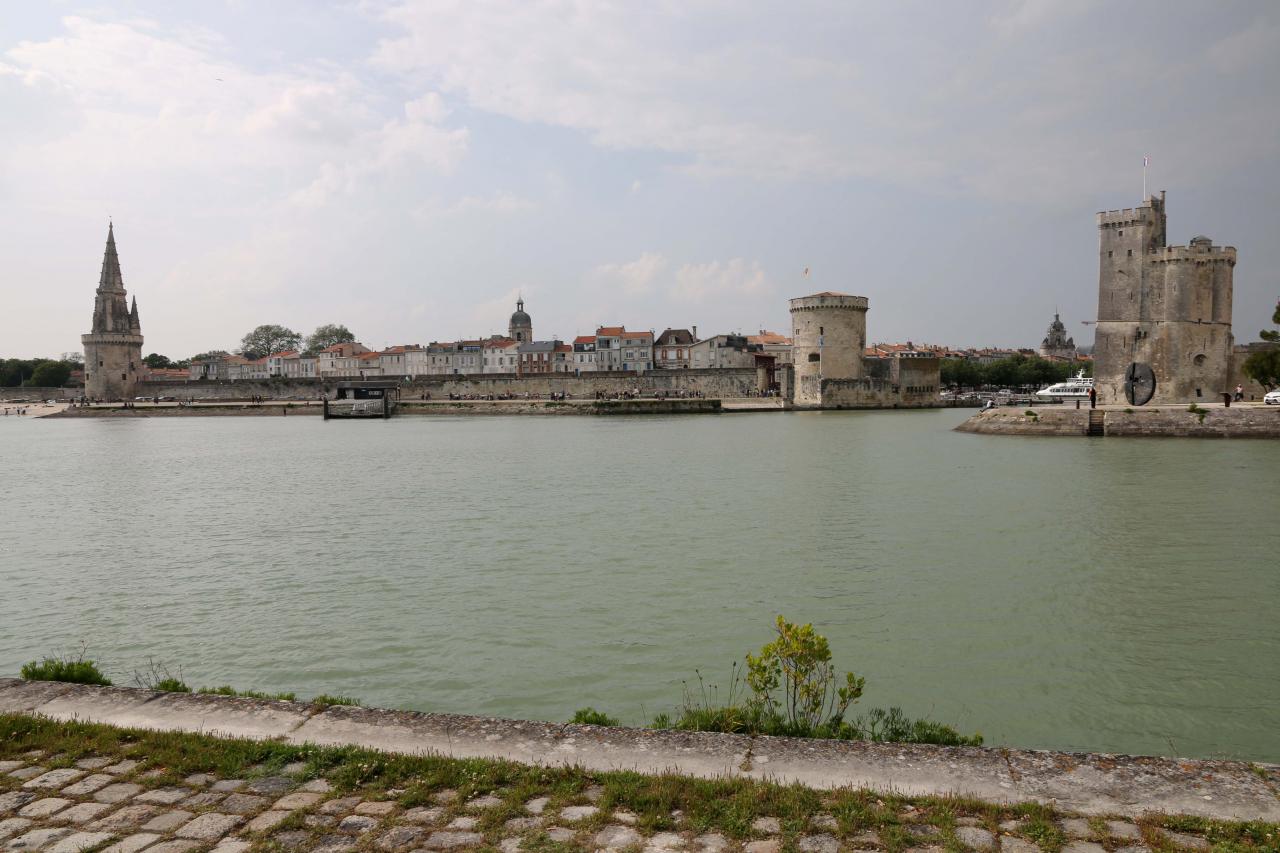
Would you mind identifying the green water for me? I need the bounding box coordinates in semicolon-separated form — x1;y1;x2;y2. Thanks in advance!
1;409;1277;761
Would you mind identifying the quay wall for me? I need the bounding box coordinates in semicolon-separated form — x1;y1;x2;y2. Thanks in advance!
956;406;1280;437
796;376;942;410
134;369;762;401
50;404;321;418
1;678;1276;820
399;399;721;416
0;387;78;401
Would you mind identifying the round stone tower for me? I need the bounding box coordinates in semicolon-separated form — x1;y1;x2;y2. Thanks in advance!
82;222;144;401
789;291;869;406
508;297;533;343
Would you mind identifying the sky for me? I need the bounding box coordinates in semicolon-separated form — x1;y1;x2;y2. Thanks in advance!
2;0;1278;359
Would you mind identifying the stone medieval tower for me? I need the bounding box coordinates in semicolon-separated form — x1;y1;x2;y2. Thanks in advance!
508;297;533;343
789;291;868;406
82;223;144;400
1094;193;1235;405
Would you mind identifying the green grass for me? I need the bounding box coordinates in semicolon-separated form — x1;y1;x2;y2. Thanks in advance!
569;707;619;727
310;694;361;708
0;714;1273;849
20;655;111;686
196;685;297;701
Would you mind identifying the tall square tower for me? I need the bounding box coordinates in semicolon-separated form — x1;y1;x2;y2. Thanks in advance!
1093;193;1235;404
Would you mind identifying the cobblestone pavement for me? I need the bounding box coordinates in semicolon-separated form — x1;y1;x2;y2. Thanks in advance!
0;751;1237;853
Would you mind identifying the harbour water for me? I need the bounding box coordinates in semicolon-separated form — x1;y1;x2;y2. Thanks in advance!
2;409;1277;762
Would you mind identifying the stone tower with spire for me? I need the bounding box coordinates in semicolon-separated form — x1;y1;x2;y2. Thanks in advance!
82;223;144;400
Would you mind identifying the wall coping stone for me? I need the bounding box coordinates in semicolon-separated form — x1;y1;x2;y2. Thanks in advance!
1;679;1276;821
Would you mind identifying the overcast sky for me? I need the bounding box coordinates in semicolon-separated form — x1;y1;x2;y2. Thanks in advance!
2;1;1278;359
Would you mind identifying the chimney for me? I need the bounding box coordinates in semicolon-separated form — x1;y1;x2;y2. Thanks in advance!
692;325;698;341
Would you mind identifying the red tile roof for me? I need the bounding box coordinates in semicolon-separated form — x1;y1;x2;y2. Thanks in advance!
596;326;624;336
573;335;597;344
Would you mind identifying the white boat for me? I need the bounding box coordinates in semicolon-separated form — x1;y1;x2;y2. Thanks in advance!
1035;371;1094;401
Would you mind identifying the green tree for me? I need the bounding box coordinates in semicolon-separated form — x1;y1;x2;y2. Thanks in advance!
189;350;229;362
1243;350;1280;390
1259;299;1280;343
0;359;33;387
237;325;302;360
305;323;356;355
29;361;73;387
143;353;173;369
1242;299;1280;390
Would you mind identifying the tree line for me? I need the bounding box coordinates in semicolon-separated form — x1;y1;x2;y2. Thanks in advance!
941;354;1090;390
1;358;78;388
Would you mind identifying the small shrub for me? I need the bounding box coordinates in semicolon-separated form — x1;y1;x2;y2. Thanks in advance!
134;658;189;693
197;685;297;701
570;707;619;726
311;694;361;708
21;652;112;686
746;616;864;730
1124;408;1133;414
154;678;191;693
650;617;981;746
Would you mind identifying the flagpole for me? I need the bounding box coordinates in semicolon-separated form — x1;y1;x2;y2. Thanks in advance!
1142;155;1147;199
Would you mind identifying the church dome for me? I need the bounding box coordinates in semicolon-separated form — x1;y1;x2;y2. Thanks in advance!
510;297;531;327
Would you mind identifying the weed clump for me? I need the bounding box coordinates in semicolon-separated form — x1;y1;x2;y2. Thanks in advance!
646;617;982;747
197;685;297;701
21;649;111;686
133;658;190;693
311;694;361;708
570;707;620;727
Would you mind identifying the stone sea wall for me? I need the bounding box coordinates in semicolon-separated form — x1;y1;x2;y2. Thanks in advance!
956;406;1280;437
2;678;1277;820
136;369;762;401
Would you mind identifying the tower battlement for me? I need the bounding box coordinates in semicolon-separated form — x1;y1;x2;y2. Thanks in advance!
788;292;869;312
1097;191;1166;228
1149;244;1236;264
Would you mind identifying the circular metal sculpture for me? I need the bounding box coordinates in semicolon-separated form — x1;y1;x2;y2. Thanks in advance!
1124;362;1156;406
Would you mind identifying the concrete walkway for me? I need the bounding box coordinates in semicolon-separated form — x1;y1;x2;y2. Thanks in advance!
2;680;1276;822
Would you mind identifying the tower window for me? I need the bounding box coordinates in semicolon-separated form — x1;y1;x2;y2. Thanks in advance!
1108;251;1113;258
808;353;820;363
1118;230;1124;236
819;326;824;335
1127;249;1133;257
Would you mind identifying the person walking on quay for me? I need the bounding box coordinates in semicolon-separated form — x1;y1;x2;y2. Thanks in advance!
1089;386;1097;409
1235;384;1244;402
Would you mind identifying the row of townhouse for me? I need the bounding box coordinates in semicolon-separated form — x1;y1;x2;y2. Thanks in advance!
185;326;798;382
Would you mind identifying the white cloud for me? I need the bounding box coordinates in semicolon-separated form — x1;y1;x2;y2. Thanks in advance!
591;252;668;296
672;259;768;304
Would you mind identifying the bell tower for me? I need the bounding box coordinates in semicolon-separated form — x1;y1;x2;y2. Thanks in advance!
82;222;144;400
508;296;533;343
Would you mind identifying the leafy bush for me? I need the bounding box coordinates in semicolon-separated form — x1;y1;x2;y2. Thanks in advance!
570;707;619;726
21;652;111;686
650;617;981;746
311;694;361;708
